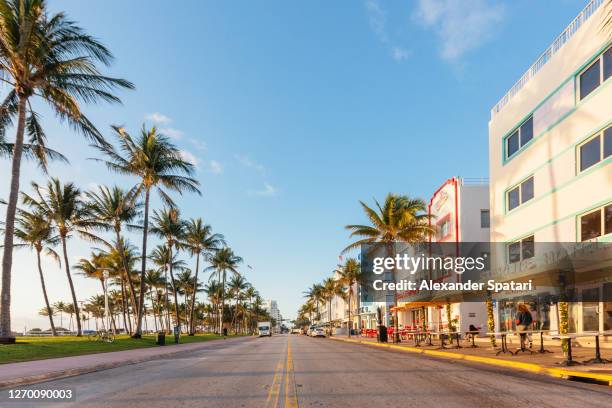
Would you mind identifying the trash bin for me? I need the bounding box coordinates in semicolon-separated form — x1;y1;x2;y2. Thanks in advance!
223;328;228;337
378;325;388;343
156;332;165;346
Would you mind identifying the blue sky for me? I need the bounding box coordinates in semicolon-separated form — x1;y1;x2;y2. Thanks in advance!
0;0;588;329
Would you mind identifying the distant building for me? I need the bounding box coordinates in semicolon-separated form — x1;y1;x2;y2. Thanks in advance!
264;299;282;329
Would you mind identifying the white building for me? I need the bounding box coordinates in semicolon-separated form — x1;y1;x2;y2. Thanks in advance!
395;177;490;333
488;0;611;335
264;300;282;329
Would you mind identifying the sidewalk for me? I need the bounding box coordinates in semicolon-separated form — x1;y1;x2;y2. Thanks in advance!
0;337;245;389
330;335;612;386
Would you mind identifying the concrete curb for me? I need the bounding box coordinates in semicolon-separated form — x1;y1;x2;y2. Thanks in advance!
329;336;612;386
0;337;243;389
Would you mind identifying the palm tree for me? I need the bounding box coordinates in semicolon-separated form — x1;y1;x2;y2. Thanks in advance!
53;301;67;329
204;280;223;333
150;244;185;333
22;179;97;336
183;218;224;335
84;185;142;319
343;193;434;343
304;283;324;323
151;207;186;331
8;207;60;336
145;269;165;332
93;125;200;338
0;0;133;341
38;306;56;332
206;248;242;336
337;258;364;338
244;286;257;334
322;277;343;336
228;275;248;333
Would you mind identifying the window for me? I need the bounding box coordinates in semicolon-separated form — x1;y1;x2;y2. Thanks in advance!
580;59;600;99
505;116;533;159
580;203;612;241
579;46;612;100
507;176;534;211
480;210;490;228
605;47;612;81
578;125;612;172
508;235;534;263
438;220;450;239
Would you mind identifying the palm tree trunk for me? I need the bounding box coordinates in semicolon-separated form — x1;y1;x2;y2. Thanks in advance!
168;246;181;331
0;94;27;341
134;188;151;338
347;290;352;338
116;230;139;319
36;249;57;336
164;267;171;333
189;252;200;335
61;235;82;336
120;279;132;334
220;270;226;336
149;291;158;332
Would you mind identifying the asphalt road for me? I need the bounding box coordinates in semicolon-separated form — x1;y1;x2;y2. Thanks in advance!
1;334;611;407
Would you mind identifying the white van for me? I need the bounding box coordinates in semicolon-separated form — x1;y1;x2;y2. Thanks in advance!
257;322;272;337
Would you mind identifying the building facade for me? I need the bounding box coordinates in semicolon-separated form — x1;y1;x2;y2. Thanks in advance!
395;177;490;333
264;300;283;330
488;0;611;334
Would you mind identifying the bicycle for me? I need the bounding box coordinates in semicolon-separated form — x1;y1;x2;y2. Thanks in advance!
87;330;115;343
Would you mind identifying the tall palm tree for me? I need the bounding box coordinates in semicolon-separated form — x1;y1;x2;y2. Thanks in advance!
93;125;200;338
145;269;165;332
322;277;343;336
304;283;324;323
228;275;248;333
337;258;364;338
84;185;142;318
183;218;224;335
151;207;186;331
150;244;185;333
343;193;434;342
53;301;67;329
0;0;133;341
244;286;257;334
206;248;242;336
9;208;60;336
204;280;223;333
22;179;97;336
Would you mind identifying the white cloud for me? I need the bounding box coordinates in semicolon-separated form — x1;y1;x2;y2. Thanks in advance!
236;155;265;174
159;127;183;140
179;150;199;169
415;0;505;61
189;138;207;151
209;160;222;175
391;47;411;61
253;183;277;197
365;0;411;62
145;112;171;124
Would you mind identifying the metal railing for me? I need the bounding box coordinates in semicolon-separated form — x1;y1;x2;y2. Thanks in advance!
491;0;605;118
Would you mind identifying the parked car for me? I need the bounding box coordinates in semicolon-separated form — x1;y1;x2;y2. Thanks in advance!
291;328;301;334
311;327;326;337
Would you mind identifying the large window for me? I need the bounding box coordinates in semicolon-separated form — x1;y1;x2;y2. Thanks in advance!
579;46;612;100
506;116;534;158
507;176;534;211
579;203;612;241
578;125;612;172
508;235;535;263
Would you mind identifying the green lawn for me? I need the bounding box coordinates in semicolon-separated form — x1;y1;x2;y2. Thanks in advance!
0;333;230;364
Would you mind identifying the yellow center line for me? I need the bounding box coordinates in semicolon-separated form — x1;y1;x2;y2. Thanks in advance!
284;338;299;408
265;340;287;408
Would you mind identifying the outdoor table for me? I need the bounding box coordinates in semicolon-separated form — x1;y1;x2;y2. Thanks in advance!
425;332;434;346
514;330;535;355
546;333;581;367
431;331;447;349
450;332;462;349
487;332;514;356
581;331;612;365
464;330;479;348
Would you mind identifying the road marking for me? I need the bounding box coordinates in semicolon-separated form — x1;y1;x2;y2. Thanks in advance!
265;341;286;408
284;338;298;408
